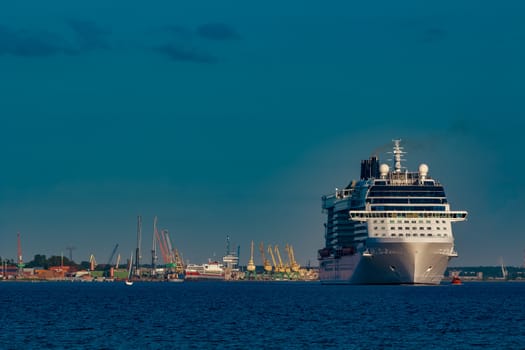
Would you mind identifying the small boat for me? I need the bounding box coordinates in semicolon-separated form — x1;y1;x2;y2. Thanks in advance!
451;276;462;285
125;252;133;286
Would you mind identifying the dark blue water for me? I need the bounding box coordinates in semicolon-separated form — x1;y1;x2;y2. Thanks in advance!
1;281;524;349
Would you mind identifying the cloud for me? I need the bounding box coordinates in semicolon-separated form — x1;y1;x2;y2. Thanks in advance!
67;19;111;50
154;44;218;63
196;23;241;41
0;25;76;57
152;22;241;63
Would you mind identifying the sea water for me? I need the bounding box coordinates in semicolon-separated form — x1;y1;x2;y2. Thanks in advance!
1;281;524;349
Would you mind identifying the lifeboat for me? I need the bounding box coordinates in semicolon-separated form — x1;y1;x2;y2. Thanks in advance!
451;276;462;285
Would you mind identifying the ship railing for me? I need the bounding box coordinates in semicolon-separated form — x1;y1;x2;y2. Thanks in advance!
349;210;468;222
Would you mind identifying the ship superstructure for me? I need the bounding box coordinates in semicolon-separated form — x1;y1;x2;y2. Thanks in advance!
318;140;467;284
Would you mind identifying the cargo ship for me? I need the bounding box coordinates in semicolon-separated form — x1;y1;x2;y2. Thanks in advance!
318;140;468;285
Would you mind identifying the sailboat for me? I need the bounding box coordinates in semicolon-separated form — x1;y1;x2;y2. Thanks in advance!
125;252;133;286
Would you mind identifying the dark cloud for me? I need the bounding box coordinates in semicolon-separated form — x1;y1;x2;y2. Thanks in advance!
155;44;218;64
67;19;111;50
196;23;241;41
0;25;76;57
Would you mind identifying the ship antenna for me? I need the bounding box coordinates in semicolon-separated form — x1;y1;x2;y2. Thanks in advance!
391;139;406;173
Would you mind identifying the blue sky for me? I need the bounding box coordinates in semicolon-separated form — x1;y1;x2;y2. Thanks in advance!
1;1;524;267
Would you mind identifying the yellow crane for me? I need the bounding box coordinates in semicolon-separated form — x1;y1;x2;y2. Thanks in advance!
274;245;289;278
259;242;272;274
285;244;300;279
267;244;278;274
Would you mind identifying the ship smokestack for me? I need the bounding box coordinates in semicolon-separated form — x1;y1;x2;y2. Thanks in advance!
360;156;379;180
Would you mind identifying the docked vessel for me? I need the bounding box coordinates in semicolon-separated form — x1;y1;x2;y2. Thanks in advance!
184;261;225;280
318;140;467;285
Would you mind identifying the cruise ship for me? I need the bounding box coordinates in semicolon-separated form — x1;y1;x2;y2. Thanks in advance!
318;140;467;285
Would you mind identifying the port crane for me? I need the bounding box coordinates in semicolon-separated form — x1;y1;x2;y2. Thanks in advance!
103;243;119;277
267;244;278;278
274;245;290;279
259;242;272;278
246;240;256;279
152;217;182;280
115;254;121;270
285;244;300;279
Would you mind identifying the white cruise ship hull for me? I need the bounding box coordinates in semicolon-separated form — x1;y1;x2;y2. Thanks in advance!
319;240;454;285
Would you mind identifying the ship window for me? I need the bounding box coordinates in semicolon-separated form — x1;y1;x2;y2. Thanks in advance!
390;220;395;223
399;233;403;237
412;227;417;230
426;220;431;223
404;220;409;223
437;227;440;230
406;233;410;237
420;234;425;237
427;234;432;237
398;227;403;230
391;234;396;237
405;227;410;230
443;227;447;230
373;220;377;223
411;220;416;223
444;234;448;236
420;227;425;230
374;227;378;230
382;234;386;237
418;220;423;223
436;220;440;223
381;227;385;230
390;227;395;230
437;233;442;236
427;227;431;230
442;220;446;223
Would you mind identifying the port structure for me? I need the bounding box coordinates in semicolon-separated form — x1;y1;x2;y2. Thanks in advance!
259;242;272;279
103;243;119;278
153;216;184;280
245;240;256;280
274;245;291;280
89;254;97;271
285;244;300;280
134;215;142;277
17;232;25;277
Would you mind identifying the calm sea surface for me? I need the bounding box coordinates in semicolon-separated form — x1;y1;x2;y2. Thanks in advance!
0;281;524;349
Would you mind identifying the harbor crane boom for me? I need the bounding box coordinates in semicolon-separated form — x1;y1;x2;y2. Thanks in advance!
259;242;272;273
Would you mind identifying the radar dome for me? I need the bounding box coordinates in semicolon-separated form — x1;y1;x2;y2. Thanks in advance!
419;164;429;179
379;164;389;178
